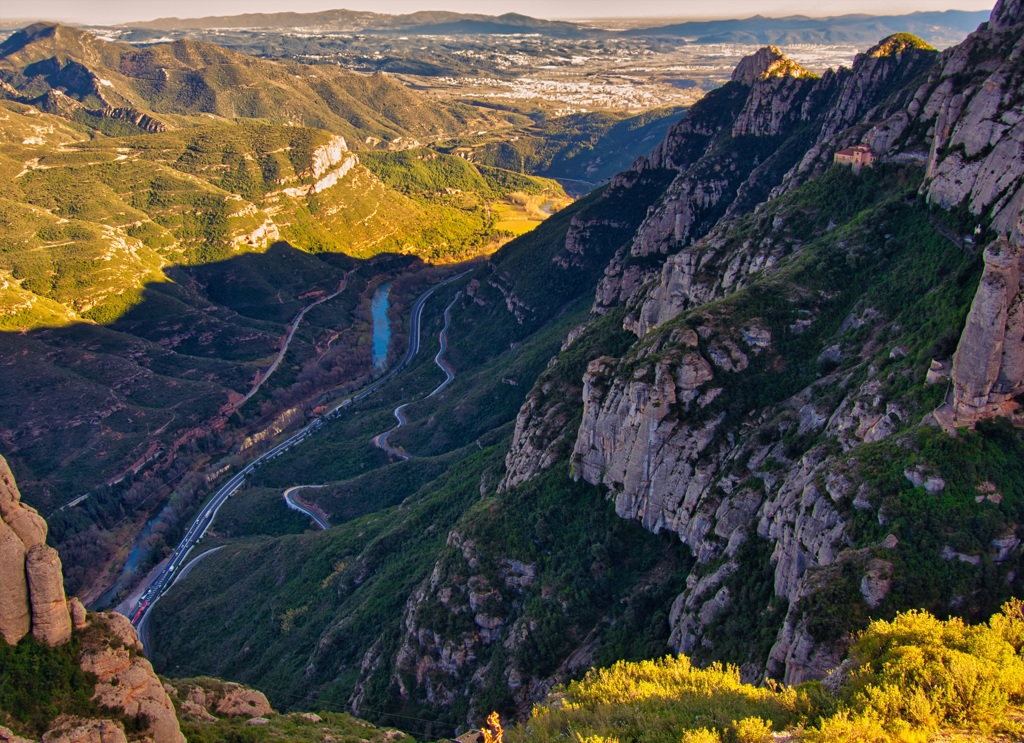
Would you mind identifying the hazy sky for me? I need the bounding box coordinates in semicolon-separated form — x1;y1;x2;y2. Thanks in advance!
0;0;995;26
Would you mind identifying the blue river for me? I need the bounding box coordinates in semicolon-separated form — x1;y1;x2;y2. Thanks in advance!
371;282;392;369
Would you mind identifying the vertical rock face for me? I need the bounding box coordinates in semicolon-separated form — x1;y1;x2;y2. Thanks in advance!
0;518;31;645
991;0;1024;28
26;544;72;646
919;10;1024;236
495;0;1024;694
0;455;68;646
597;38;936;324
952;239;1024;419
0;457;48;550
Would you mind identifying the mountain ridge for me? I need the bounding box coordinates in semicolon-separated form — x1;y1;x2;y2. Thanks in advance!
112;8;990;48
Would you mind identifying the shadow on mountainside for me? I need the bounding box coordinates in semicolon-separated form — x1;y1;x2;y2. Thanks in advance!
0;242;445;588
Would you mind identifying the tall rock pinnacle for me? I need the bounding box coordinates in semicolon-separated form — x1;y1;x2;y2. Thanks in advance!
0;455;71;646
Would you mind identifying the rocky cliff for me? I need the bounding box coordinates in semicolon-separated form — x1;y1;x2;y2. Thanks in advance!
591;33;936;325
493;0;1024;692
0;456;70;647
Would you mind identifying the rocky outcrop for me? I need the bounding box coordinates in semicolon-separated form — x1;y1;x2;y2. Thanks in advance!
627;209;794;337
731;46;814;86
0;725;35;743
0;455;70;646
280;136;360;197
500;375;574;492
950;239;1024;421
0;458;185;743
231;217;280;249
0;517;31;645
167;679;274;720
96;107;165;133
0;457;47;550
991;0;1024;28
79;613;185;743
596;40;936;318
41;719;128;743
213;686;273;718
918;11;1024;236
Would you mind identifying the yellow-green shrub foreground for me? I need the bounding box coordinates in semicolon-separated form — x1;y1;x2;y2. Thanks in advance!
506;601;1024;743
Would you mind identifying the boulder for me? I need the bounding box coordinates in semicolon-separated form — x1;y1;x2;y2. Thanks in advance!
214;685;273;718
0;724;36;743
69;598;87;630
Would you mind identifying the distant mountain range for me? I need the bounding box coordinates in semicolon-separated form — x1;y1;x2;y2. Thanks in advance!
116;8;989;48
127;9;590;38
623;10;990;46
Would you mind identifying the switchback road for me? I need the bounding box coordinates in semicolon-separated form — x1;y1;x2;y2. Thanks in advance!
372;290;462;459
131;271;468;654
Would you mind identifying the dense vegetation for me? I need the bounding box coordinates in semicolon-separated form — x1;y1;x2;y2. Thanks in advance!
0;634;100;736
510;601;1024;743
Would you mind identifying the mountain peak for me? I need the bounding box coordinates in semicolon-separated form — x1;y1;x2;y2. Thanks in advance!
991;0;1024;28
0;22;58;57
730;46;811;85
863;33;935;58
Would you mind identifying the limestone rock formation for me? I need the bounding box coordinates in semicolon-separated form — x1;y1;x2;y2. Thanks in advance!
170;679;274;721
951;239;1024;420
594;39;935;318
0;455;69;646
730;46;813;86
0;517;31;645
0;724;35;743
40;719;128;743
0;457;47;550
79;613;186;743
0;458;186;743
991;0;1024;28
26;544;72;646
213;685;274;718
919;9;1024;236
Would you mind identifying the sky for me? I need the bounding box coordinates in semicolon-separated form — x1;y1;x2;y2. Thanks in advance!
0;0;995;26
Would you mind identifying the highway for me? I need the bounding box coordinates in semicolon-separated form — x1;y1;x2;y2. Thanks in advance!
130;270;468;654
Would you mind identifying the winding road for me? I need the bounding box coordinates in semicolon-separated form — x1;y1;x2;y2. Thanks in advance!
238;274;349;408
283;485;330;529
372;290;462;459
130;270;468;655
